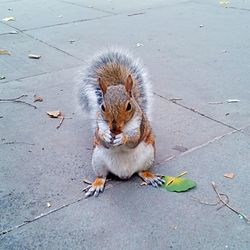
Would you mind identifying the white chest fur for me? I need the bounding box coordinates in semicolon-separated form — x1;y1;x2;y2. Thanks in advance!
92;141;155;179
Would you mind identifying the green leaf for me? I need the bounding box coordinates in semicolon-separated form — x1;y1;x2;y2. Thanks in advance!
162;175;197;192
0;49;11;55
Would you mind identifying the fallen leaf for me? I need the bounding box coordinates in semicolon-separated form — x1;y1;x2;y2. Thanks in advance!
172;145;188;153
9;30;18;34
2;16;15;21
226;99;240;103
224;172;235;179
169;97;182;102
47;110;61;118
208;101;223;105
33;95;43;102
136;43;144;47
0;49;11;55
219;0;230;7
28;54;41;59
47;202;51;208
162;174;197;192
128;12;145;17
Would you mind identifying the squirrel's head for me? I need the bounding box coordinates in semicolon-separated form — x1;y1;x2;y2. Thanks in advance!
98;75;136;135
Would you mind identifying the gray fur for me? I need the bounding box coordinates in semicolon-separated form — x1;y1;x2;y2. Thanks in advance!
77;48;152;122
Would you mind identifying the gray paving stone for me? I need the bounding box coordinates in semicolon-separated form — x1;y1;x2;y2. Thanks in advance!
0;65;231;232
25;3;250;129
152;97;232;163
0;66;93;231
0;0;110;31
1;1;250;249
0;32;81;82
1;130;249;250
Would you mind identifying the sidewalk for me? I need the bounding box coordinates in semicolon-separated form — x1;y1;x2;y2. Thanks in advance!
1;1;250;249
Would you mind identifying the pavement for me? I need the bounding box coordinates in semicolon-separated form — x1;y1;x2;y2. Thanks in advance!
0;0;250;249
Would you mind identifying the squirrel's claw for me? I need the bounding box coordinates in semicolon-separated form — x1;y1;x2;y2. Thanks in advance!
113;133;123;147
102;131;113;144
138;171;165;187
84;177;106;198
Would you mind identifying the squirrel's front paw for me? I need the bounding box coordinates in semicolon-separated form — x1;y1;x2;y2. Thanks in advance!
100;130;113;145
113;133;128;147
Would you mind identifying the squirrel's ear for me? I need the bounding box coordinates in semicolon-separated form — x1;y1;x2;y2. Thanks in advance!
98;77;107;94
125;75;133;96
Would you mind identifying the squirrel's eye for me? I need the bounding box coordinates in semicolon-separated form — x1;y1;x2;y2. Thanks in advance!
101;104;106;112
126;102;132;111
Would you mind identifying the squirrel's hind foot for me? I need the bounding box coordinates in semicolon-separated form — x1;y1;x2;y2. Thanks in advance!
84;177;106;198
138;171;165;187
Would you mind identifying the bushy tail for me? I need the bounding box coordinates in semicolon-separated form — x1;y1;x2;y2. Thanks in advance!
77;48;152;119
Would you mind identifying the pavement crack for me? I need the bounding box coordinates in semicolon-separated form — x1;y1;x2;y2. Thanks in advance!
0;21;83;61
0;65;83;84
0;181;120;237
24;33;84;61
157;127;247;166
0;197;85;236
59;0;117;15
154;92;238;131
21;14;114;32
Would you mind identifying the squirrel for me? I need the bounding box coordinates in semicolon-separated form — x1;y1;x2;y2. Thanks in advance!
78;48;165;197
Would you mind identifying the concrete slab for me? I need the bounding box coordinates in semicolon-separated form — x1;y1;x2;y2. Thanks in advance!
0;65;231;232
25;2;250;129
1;130;249;249
0;0;110;31
1;0;250;249
0;66;93;231
59;0;188;14
0;32;81;82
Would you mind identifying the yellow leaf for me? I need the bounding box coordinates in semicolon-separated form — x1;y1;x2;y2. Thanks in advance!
0;49;11;55
163;172;197;192
219;0;230;7
2;16;15;21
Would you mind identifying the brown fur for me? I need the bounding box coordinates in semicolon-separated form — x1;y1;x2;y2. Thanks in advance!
139;170;156;179
92;177;105;187
97;63;130;86
96;62;154;148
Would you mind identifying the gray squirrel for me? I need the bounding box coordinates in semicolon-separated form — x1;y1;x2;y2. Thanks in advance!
78;48;164;197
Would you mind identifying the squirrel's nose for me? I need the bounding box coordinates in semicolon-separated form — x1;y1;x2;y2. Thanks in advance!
111;123;117;133
110;121;121;135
